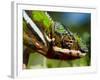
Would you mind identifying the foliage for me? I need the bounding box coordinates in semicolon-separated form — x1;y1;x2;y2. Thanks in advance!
31;11;53;33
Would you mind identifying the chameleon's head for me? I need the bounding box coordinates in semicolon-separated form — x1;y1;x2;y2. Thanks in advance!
62;35;88;57
62;35;74;49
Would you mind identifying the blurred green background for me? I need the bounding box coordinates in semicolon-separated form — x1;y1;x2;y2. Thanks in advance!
25;11;91;69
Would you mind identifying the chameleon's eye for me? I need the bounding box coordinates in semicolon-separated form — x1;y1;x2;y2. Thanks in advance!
65;41;68;43
69;41;73;43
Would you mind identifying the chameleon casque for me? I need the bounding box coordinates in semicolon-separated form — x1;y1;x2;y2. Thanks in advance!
23;10;88;68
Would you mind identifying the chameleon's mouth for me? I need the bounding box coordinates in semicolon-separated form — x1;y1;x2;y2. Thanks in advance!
79;48;88;57
80;53;86;57
78;51;87;57
68;49;87;58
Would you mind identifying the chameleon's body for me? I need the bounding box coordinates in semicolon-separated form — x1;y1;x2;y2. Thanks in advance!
23;10;87;68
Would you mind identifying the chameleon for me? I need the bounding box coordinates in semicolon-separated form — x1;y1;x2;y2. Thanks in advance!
23;10;88;68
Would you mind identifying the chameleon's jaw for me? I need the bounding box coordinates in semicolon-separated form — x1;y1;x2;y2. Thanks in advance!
79;49;88;57
68;50;87;58
79;52;87;57
66;51;87;60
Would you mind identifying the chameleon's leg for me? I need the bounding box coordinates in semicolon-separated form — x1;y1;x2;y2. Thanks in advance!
23;46;31;69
